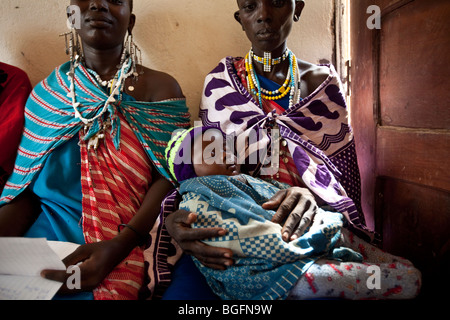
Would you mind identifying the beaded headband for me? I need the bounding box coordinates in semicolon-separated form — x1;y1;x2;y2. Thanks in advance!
165;126;221;183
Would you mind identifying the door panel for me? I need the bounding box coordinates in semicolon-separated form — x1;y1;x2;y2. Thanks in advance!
351;0;450;298
375;178;450;296
379;0;450;130
377;127;449;190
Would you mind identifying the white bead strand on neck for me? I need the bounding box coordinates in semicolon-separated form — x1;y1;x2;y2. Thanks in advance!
68;57;133;125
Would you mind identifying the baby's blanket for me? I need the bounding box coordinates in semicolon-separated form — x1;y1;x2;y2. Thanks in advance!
179;174;361;300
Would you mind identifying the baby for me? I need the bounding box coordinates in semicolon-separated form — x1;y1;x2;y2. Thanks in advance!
165;126;351;300
166;125;242;180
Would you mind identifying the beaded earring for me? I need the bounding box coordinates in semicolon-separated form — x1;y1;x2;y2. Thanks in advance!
122;32;143;92
60;27;83;82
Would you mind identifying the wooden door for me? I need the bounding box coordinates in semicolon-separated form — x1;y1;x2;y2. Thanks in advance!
350;0;450;298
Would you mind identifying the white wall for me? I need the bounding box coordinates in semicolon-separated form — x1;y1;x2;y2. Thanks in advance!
0;0;334;120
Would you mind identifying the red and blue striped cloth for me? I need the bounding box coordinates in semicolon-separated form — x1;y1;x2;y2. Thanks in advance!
0;59;190;299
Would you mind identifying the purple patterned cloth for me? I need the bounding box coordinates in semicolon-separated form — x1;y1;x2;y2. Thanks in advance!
141;189;183;299
199;57;374;240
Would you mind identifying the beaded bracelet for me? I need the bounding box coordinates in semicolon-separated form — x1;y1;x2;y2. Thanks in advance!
117;223;148;246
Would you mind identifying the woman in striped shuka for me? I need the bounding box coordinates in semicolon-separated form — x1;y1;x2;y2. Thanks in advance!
0;0;190;300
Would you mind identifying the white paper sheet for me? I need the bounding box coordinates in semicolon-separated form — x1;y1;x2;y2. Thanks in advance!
0;275;63;300
0;237;76;300
47;240;80;261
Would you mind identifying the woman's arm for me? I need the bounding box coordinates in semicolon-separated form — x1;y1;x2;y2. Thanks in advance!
165;209;234;270
0;188;40;236
165;186;318;270
42;170;174;293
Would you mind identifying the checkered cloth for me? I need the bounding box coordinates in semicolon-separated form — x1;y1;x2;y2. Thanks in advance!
178;174;358;300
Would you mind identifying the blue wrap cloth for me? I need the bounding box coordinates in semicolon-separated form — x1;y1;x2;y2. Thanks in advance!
178;174;354;300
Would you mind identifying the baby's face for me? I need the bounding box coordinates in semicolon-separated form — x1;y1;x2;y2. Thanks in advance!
192;129;241;177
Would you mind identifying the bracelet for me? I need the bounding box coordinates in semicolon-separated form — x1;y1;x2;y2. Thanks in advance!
117;223;148;246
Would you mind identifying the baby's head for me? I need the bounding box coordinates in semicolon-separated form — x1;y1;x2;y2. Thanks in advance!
165;126;240;183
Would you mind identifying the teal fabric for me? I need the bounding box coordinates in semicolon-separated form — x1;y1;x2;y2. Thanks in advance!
0;58;190;206
24;136;84;243
23;92;136;244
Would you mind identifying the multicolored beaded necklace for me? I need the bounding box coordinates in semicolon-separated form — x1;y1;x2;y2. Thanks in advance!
245;48;301;109
250;48;290;72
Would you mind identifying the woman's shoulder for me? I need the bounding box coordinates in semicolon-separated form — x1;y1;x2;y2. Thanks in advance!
298;60;333;97
298;60;331;83
127;65;184;103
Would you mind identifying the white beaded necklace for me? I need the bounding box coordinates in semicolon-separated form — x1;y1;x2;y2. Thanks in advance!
91;72;114;88
67;56;133;125
250;48;289;73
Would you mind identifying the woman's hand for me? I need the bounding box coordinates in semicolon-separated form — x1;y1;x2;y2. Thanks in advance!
41;174;176;294
165;209;234;270
262;187;318;242
40;239;128;294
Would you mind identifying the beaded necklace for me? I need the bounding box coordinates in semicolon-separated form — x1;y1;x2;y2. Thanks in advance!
245;48;302;109
250;48;289;72
68;56;133;125
89;72;115;89
67;55;134;150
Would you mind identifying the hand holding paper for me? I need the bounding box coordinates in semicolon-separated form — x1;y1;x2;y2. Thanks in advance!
0;238;78;300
